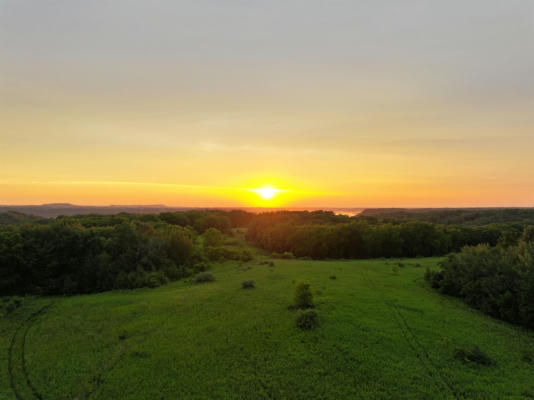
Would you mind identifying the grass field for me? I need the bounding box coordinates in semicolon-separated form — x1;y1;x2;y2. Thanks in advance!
2;257;534;399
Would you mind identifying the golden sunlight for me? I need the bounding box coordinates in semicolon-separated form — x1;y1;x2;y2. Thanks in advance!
252;186;281;200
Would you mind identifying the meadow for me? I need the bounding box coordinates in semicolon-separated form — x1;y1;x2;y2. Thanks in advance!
2;257;534;400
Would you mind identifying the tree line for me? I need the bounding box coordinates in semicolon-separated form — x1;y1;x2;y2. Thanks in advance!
0;210;239;296
245;213;509;259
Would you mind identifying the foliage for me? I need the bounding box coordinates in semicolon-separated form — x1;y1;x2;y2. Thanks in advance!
241;280;255;289
0;211;44;225
360;208;534;226
202;228;225;247
246;214;505;259
454;345;493;365
239;249;253;262
194;272;215;283
295;309;319;330
0;217;195;295
294;281;314;309
204;246;242;261
425;229;534;329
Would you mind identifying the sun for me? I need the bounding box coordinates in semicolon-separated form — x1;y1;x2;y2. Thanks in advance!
252;186;281;200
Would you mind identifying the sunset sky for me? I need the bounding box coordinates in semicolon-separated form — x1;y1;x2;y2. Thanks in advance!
1;1;533;207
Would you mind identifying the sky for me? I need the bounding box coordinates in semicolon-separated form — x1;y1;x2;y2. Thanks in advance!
1;0;533;207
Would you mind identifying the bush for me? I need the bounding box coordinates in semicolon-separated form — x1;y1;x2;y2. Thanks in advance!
204;246;242;261
424;267;443;289
240;249;253;262
454;345;493;365
242;280;255;289
195;272;215;283
295;309;319;330
329;275;336;280
425;242;534;328
280;251;295;259
192;262;210;273
146;271;169;288
294;281;314;309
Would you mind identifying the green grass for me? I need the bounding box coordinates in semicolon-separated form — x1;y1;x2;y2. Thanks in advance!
2;258;534;399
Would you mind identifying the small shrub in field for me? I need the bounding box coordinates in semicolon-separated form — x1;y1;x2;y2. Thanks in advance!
521;351;534;363
146;271;169;288
454;345;493;365
195;272;215;283
193;262;210;273
294;281;314;309
272;251;295;259
295;310;319;330
242;280;255;289
397;262;404;268
281;251;295;259
240;249;253;262
329;275;336;280
268;261;275;267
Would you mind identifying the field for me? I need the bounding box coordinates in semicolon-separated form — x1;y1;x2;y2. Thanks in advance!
2;258;534;400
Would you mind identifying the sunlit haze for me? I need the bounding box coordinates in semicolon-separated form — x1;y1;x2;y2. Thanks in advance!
1;1;533;207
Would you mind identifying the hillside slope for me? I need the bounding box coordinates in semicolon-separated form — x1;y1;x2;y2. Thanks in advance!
2;258;534;399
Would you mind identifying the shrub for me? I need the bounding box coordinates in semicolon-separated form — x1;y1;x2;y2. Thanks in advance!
240;249;253;262
521;351;533;363
272;251;295;259
192;262;210;273
329;275;336;280
454;345;493;365
280;251;295;259
146;271;168;288
195;272;215;283
242;280;255;289
424;267;443;289
294;281;314;309
295;309;319;330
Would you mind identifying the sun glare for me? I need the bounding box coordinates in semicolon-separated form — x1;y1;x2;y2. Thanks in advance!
253;186;280;200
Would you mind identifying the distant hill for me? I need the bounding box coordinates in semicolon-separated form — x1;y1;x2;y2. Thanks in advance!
0;204;189;218
0;204;363;218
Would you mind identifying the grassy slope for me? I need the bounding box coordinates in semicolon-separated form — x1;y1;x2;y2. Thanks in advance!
2;258;534;400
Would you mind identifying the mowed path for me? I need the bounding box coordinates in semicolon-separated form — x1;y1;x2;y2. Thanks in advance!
2;258;534;400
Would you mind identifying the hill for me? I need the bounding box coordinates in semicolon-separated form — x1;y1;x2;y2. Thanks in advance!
2;258;534;399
